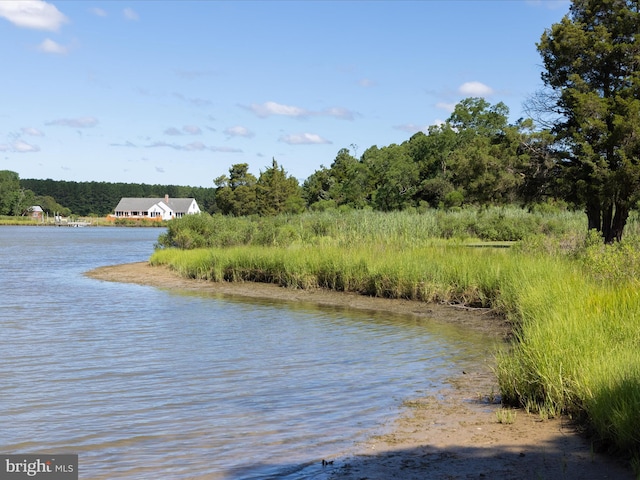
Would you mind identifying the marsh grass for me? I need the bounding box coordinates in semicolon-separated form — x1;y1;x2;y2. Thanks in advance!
151;242;516;307
495;408;517;424
155;207;588;250
0;216;44;225
150;208;640;465
495;250;640;461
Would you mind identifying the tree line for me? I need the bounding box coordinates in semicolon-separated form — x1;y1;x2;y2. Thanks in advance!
210;97;559;215
303;98;549;212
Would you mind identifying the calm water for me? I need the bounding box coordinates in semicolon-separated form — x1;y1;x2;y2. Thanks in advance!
0;226;496;479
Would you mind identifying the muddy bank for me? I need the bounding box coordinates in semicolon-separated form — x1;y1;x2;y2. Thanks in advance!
86;262;633;479
86;262;511;337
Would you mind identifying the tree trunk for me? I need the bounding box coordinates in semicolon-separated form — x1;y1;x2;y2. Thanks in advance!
600;201;629;243
609;202;629;243
601;202;614;243
587;198;629;243
586;198;601;232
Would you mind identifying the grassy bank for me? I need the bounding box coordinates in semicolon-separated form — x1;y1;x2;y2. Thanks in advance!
150;208;640;466
497;235;640;460
0;216;168;227
0;216;47;225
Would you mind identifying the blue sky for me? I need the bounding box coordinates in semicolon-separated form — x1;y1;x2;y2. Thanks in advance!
1;0;570;188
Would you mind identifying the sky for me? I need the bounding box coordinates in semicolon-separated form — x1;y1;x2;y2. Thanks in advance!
0;0;571;188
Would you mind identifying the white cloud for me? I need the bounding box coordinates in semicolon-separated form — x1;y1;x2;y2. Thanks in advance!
279;133;331;145
123;7;139;21
91;7;107;17
184;141;206;151
146;141;174;149
248;101;355;120
37;38;68;54
224;126;255;138
250;101;308;118
21;127;44;136
322;107;355;120
164;125;202;135
46;117;99;128
145;140;241;152
211;146;242;153
0;140;40;153
14;140;40;152
358;78;376;88
110;141;137;148
458;81;494;97
182;125;202;135
0;0;68;31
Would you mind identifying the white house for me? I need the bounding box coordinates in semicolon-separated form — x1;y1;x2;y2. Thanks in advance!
111;195;200;221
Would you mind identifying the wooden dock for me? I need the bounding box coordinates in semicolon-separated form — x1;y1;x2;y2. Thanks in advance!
55;221;92;227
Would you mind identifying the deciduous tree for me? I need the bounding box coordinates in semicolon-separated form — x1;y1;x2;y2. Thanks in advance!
0;170;35;216
363;144;419;211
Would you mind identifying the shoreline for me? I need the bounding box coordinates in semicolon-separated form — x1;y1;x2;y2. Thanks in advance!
86;262;633;479
86;262;512;337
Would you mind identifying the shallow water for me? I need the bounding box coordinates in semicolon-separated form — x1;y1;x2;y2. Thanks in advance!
0;226;497;479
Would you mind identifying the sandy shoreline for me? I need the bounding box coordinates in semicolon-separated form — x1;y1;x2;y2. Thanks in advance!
86;262;633;479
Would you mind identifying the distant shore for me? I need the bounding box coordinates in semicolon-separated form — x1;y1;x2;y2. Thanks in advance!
85;262;633;479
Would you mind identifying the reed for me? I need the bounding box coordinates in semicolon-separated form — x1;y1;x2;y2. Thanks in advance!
155;207;588;249
151;242;517;306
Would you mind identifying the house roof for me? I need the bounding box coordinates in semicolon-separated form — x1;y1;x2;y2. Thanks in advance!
114;197;196;213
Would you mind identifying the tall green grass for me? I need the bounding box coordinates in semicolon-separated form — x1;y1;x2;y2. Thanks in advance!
496;237;640;458
155;207;589;249
151;242;516;306
150;208;640;465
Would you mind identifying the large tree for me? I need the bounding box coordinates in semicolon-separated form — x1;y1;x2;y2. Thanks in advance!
0;170;35;216
213;163;258;215
0;170;21;215
302;148;372;210
538;0;640;242
408;99;527;208
445;98;527;205
362;144;419;211
256;159;305;216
